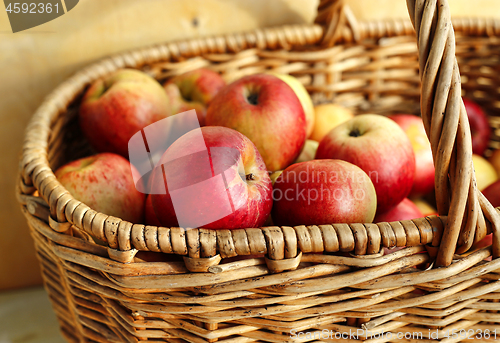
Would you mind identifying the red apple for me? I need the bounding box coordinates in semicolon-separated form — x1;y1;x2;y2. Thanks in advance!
481;179;500;208
463;97;491;155
128;109;204;194
144;195;161;226
164;68;226;126
55;153;145;223
272;160;377;226
316;114;415;213
374;198;423;223
151;126;272;229
473;233;493;250
388;114;435;197
79;69;171;157
205;73;307;171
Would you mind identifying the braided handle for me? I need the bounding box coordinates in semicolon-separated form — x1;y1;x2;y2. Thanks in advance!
314;0;415;45
406;0;500;266
314;0;360;46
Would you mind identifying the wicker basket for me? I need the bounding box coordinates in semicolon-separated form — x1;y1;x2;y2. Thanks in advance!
17;0;500;341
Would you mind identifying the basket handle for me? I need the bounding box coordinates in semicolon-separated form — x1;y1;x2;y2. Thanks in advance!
314;0;361;46
315;0;500;266
314;0;416;46
408;0;500;266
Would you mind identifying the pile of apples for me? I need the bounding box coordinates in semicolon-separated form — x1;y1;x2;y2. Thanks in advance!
55;67;498;245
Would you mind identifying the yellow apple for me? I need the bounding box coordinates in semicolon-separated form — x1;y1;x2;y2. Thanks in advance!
310;103;354;142
472;154;498;191
295;139;319;163
412;198;437;216
268;72;315;138
487;149;500;177
269;170;283;185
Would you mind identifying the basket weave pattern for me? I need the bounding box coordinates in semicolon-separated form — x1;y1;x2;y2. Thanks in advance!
17;0;500;342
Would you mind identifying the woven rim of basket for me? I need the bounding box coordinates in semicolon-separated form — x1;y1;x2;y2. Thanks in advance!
18;0;500;270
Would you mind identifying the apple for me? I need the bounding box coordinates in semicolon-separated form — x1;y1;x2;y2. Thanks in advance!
55;153;145;223
487;149;500;177
164;68;226;126
473;233;493;250
472;154;498;191
316;114;415;213
144;195;161;226
310;103;354;142
374;198;423;223
151;126;272;229
272;160;377;226
295;140;319;163
388;114;435;197
268;72;315;138
269;170;283;185
412;198;438;216
79;69;172;157
481;180;500;208
205;73;307;171
127;109;208;194
463;97;491;156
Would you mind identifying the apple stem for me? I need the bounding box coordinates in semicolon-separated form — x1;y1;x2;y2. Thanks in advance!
246;173;255;181
349;128;361;137
247;93;259;105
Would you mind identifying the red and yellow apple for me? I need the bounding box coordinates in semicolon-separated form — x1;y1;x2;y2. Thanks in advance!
310;103;354;142
271;160;377;226
268;72;315;138
79;69;171;157
205;73;307;171
151;126;272;229
388;114;435;197
463;97;491;156
316;114;415;213
374;198;423;223
55;153;145;223
164;68;226;126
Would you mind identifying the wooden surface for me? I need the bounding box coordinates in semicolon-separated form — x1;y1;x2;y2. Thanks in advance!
346;0;500;21
0;286;64;343
1;0;499;290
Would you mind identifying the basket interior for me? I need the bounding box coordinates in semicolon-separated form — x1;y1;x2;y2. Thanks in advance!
48;34;500;176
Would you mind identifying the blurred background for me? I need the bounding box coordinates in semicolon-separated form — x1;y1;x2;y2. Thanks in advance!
0;0;496;340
